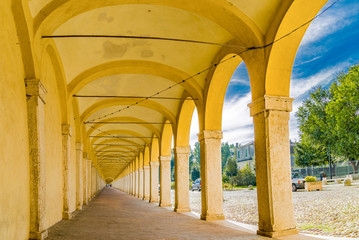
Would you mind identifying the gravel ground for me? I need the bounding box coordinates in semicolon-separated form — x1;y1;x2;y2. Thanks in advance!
171;182;359;238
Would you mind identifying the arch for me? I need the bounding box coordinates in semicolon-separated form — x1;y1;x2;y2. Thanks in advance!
95;145;138;157
203;53;242;130
86;116;161;138
80;98;176;125
160;120;173;156
89;129;151;146
45;42;68;123
150;136;159;162
92;138;141;151
138;151;144;169
175;98;195;147
105;177;114;184
68;60;203;104
144;145;150;166
263;0;327;97
11;0;37;79
34;0;262;48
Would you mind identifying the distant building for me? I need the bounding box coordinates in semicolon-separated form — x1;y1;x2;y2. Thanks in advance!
233;141;297;171
234;142;255;171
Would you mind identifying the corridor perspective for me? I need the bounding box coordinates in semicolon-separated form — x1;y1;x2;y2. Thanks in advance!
47;187;319;240
47;187;265;240
1;0;329;239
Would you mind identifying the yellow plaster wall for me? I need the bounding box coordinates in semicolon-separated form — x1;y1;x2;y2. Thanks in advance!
0;1;30;239
42;52;64;228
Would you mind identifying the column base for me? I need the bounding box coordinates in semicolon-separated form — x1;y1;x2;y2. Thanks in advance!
63;210;74;220
150;200;159;203
257;228;299;238
139;195;143;199
29;229;48;240
83;200;88;206
160;203;172;207
143;197;150;201
201;213;225;221
76;205;83;211
174;207;191;213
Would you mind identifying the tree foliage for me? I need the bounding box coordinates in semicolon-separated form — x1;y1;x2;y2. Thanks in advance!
189;142;201;181
232;163;256;186
294;138;327;167
221;142;231;171
327;64;359;173
296;64;359;173
225;157;238;177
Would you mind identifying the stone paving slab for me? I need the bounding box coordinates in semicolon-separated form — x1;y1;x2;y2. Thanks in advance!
47;187;318;240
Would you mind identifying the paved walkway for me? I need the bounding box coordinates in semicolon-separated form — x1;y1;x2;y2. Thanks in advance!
47;187;317;240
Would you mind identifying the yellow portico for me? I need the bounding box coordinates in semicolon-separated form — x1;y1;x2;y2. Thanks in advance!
0;0;327;239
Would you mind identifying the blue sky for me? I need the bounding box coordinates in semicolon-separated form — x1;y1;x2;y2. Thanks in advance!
190;0;359;146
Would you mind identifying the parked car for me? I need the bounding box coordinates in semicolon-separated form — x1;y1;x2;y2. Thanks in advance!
191;178;201;191
291;173;305;192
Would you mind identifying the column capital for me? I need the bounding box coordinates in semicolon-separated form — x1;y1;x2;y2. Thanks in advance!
25;79;47;103
159;156;171;162
83;152;88;159
62;124;72;137
174;146;190;154
248;95;294;117
76;142;83;151
150;161;160;167
138;168;143;172
143;166;150;169
197;130;223;141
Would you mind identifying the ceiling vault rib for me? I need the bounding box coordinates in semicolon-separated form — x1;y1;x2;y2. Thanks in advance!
93;144;139;146
95;151;136;153
42;34;245;48
85;121;171;125
90;136;153;138
73;95;197;100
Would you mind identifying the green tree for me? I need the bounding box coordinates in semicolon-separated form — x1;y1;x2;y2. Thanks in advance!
221;142;231;172
233;163;256;186
327;64;359;173
295;87;336;176
189;142;201;181
225;157;237;177
294;139;327;167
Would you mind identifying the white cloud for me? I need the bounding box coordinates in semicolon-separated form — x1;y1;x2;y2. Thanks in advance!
290;61;350;98
189;93;254;146
300;2;355;46
230;77;250;86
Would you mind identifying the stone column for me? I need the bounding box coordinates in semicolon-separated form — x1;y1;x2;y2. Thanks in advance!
143;166;150;200
135;170;139;197
149;161;159;203
174;147;191;212
198;130;225;221
91;164;96;197
138;168;144;199
248;96;298;238
132;172;136;196
128;173;133;195
159;156;171;207
83;157;90;205
62;124;72;219
79;155;91;205
26;79;48;240
75;143;83;209
87;160;92;201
